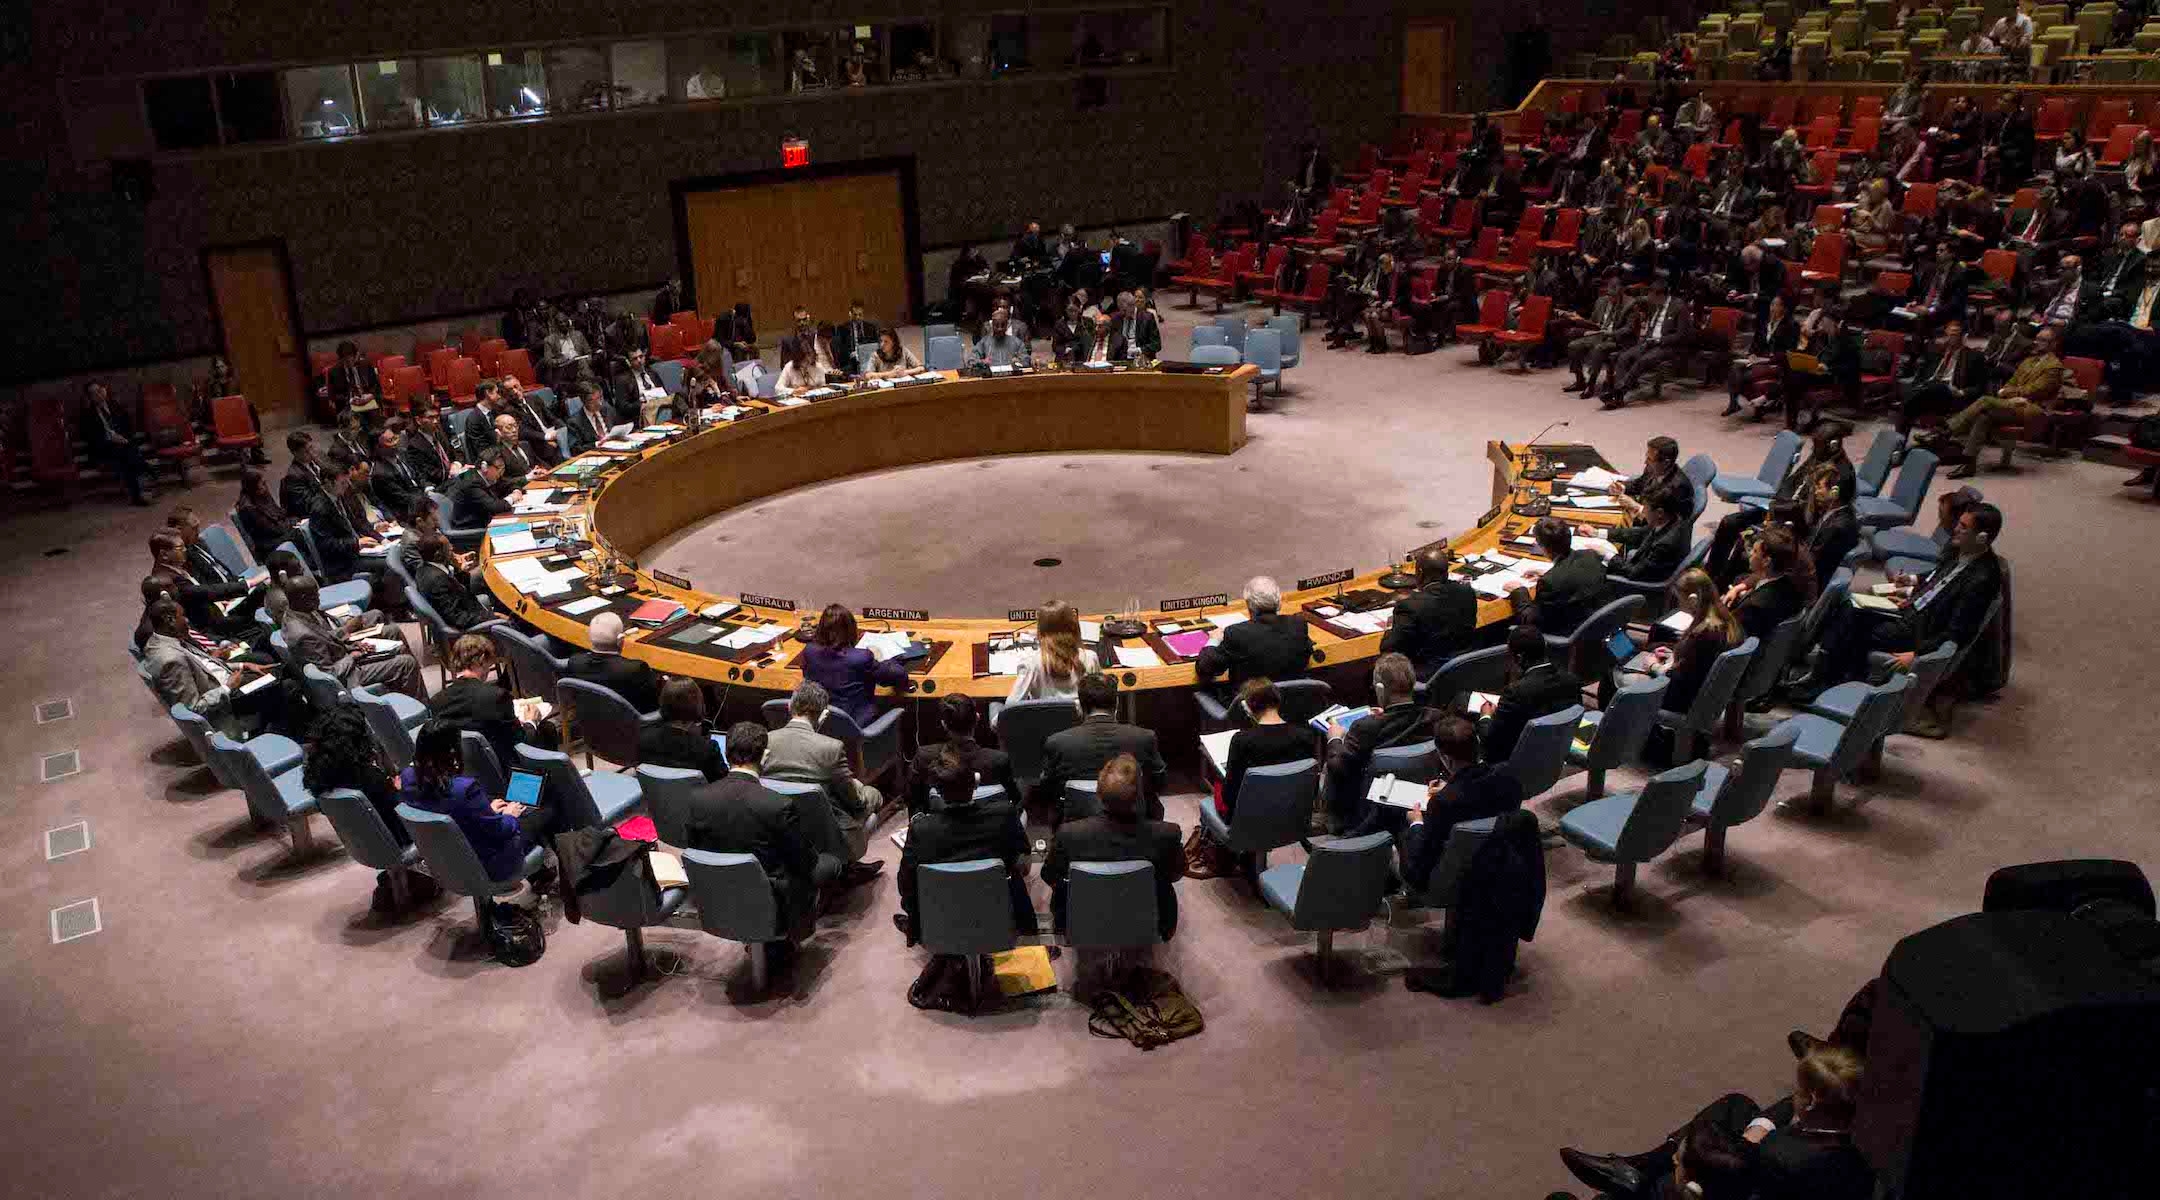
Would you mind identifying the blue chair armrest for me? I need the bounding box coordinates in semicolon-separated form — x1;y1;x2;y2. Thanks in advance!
246;733;305;778
1193;688;1232;724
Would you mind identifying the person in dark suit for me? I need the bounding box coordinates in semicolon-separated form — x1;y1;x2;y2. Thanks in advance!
1035;673;1168;824
325;342;380;422
1324;652;1433;832
426;633;557;770
1601;277;1693;406
897;751;1036;943
1801;468;1862;590
1558;1044;1874;1200
280;430;332;516
1215;678;1319;823
1044;753;1186;942
1725;525;1814;645
1895;318;1986;438
443;450;518;531
1480;626;1584;762
234;467;300;560
166;504;264;610
368;426;424;521
1395;715;1526;894
682;721;827;950
1381;547;1479;679
609;348;668;425
1608;488;1692;583
564;612;661;714
1806;503;2005;690
831;300;881;373
637;678;724;781
399;408;459;491
489;414;535;487
1195;576;1312;701
1510;517;1609;637
146;530;262;645
563;382;613;454
1075;310;1127;364
299;451;384;583
81;382;153;506
1724;243;1786;330
650;280;685;327
906;694;1019;814
413;532;493;631
1295;142;1333;202
1903;243;1973;334
1112;292;1163;361
498;376;561;465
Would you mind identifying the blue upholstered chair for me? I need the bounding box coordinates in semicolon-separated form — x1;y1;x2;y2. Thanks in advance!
1060;779;1100;823
513;743;642;827
1608;540;1711;614
923;323;958;342
1856;448;1938;529
1798;568;1855;651
1416;644;1512;707
1243;327;1284;397
763;778;848;875
1259;830;1395;984
1559;758;1710;905
1191;326;1229;350
1681;453;1719;520
200;522;254;577
554;425;574;459
1189;344;1241;367
917;858;1021;1010
1688;722;1799;874
1804;640;1957;766
1065;861;1161;950
681;848;783;995
1568;674;1669;799
459;730;508;799
383;540;418;596
396;802;547;950
652;359;684;393
350;686;421;771
817;704;906;800
1724;615;1807;740
429;488;489;551
1266;314;1304;370
577;848;690;986
1500;704;1586;802
1770;673;1914;810
316;786;423;910
1195;677;1329;729
1546;593;1646;676
1712;430;1803;505
1654;636;1757;762
299;662;346;714
1212;315;1249;351
636;764;705;846
992;698;1081;791
1366;739;1439;796
208;729;322;855
557;677;658;769
486;625;571;702
1196;758;1318;880
171;702;300;785
1853;428;1903;497
924;335;966;371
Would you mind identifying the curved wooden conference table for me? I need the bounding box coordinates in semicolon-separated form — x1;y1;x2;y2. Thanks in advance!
481;366;1629;705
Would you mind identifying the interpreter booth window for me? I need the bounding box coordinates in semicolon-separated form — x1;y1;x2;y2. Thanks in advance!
483;49;550;118
988;15;1033;76
839;25;883;87
609;41;667;108
943;18;990;79
1108;7;1168;65
420;54;487;126
285;65;359;139
671;35;781;102
784;30;841;94
144;76;219;151
545;46;611;113
356;60;421;132
216;71;285;144
890;22;943;80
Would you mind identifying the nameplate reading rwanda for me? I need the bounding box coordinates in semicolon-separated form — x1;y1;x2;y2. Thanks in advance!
1297;568;1355;591
1160;593;1230;613
738;593;798;611
862;606;930;623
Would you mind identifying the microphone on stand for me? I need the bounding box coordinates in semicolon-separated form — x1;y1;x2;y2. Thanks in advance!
1518;419;1570;481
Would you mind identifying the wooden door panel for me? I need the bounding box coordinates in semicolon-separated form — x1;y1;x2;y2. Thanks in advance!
207;247;307;419
1403;23;1454;116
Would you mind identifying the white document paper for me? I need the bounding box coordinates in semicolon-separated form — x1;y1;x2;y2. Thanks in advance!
491;530;537;554
1578;536;1620;562
1366;773;1428;810
1467;690;1501;712
1113;644;1163;668
857;630;914;662
1556;494;1621;510
559;596;609;616
1079;620;1103;642
236;673;279;696
1200;730;1235;777
1658;609;1697;633
358;637;404;654
987;649;1029;676
1207;612;1248;630
700;601;741;620
1566;465;1624;490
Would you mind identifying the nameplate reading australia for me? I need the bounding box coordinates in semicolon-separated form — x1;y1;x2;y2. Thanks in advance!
1297;568;1355;591
862;606;930;623
651;569;692;590
1006;608;1038;623
738;593;798;611
1160;592;1230;613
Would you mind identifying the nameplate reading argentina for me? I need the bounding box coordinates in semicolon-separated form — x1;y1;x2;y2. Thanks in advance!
1160;593;1231;613
862;606;931;623
1297;568;1355;591
738;593;798;611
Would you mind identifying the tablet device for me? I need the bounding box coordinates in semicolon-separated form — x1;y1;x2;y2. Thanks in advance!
1606;627;1637;662
504;769;544;808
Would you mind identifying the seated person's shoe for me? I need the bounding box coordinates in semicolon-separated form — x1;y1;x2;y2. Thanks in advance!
1946;462;1978;480
1558;1148;1647;1198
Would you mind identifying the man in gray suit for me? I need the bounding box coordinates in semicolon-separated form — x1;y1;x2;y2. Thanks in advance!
279;574;424;698
683;722;831;952
761;680;885;884
141;598;279;734
1034;672;1169;825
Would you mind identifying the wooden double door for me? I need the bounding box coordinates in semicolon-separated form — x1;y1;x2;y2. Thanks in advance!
683;168;911;340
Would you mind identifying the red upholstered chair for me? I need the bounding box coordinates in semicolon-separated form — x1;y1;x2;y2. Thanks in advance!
1336;189;1386;233
1850;96;1883;124
1286;211;1342;251
210;395;262;459
1491;295;1552;372
1860;329;1905;405
1194;250;1251;311
1965;249;2020;311
1814;204;1846;232
648;324;684;362
426;347;458;391
459;328;486;358
388;366;428;414
498;348;538;388
446;357;482;406
412;338;445;366
1411;195;1447;238
1873;271;1913;298
1455;289;1511;345
1843;116;1880;160
1483;235;1538;279
1681;142;1711;180
1804;115;1838;151
1239;245;1288;297
1435;199;1476;242
28;394;79;492
1613;108;1644;143
1800;233;1848;285
1462;226;1504;272
2035;97;2071;140
1537;208;1583;255
1264;262;1332;327
140;383;202;478
1169;244;1218;301
2098;124;2140;167
2086;100;2131;143
474;340;504;375
1791;152;1840;204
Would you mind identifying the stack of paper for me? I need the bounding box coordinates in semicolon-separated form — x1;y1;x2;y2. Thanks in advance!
1331;610;1391;635
491;529;538;554
776;396;811;408
986;648;1030;676
1366;773;1428;810
1577;536;1620;562
1556;493;1621;510
1113;644;1163;669
358;637;404;654
1567;465;1624;490
1199;730;1235;777
1079;620;1103;642
857;630;914;662
699;601;741;620
558;596;610;616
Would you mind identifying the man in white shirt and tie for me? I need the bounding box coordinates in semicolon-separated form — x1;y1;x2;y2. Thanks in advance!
141;597;278;734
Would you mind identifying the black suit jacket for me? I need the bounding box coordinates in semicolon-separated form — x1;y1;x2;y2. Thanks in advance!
416;561;490;631
1735;573;1808;643
1195;611;1312;693
1076;328;1128;364
426;677;534;774
1528;549;1610;635
1751;1125;1875;1200
170;568;255;639
1910;260;1973;318
832;319;881;371
1610;518;1691;583
326;361;379;407
1481;662;1584;761
1806;506;1862;589
898;799;1033;934
565;651;660;714
370;454;424;523
683;771;821;936
1382;580;1480;677
1726;256;1786;326
1324;700;1433;806
638;722;724;782
1908;345;1984;395
279;462;328;517
1402;763;1525;892
906;736;1019;813
443;469;510;530
235;498;298;559
1907;550;2002;652
565;405;608;454
1044;815;1186;940
1036;714;1169;818
300;487;367;582
401;431;456;490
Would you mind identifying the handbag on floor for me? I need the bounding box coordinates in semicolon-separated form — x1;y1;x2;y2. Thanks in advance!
1087;968;1203;1049
1182;823;1229;880
486;902;547;967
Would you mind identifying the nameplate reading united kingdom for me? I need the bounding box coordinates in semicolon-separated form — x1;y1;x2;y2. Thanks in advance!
651;569;692;590
1160;593;1230;613
1006;608;1038;622
1297;568;1355;591
862;606;930;623
738;593;798;611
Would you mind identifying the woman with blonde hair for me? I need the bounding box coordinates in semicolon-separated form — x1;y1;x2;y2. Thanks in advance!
1004;600;1100;705
1641;567;1743;764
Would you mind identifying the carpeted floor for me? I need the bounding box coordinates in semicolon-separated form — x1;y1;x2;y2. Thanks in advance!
5;302;2156;1200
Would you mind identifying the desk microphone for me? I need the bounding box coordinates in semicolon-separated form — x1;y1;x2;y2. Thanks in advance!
1518;420;1569;481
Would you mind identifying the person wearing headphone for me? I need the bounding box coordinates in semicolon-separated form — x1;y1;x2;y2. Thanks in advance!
1799;502;2005;692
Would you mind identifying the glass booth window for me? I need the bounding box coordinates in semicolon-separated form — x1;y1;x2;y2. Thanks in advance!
890;23;941;80
144;76;219;150
420;54;486;126
484;49;548;118
285;65;359;138
610;41;667;108
545;46;610;113
216;71;284;143
357;60;420;131
988;16;1032;76
783;29;840;94
670;34;779;101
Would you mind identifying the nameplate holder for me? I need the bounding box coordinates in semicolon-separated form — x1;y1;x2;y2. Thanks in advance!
739;593;798;611
1160;592;1230;613
1006;608;1038;623
651;569;692;590
862;606;930;623
1296;568;1354;591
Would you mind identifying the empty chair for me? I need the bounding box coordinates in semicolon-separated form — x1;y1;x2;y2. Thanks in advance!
1852;429;1903;497
1856;448;1937;529
1724;615;1806;740
199;523;254;578
1189;345;1241;368
487;625;571;702
636;764;705;846
1191;326;1229;350
397;802;547;950
1196;758;1318;879
513;743;642;827
1770;673;1914;811
1653;636;1757;762
577;847;690;986
1266;314;1304;370
1680;453;1719;520
992;698;1081;791
208;730;323;855
1416;644;1512;707
1242;327;1284;398
1558;759;1711;905
680;848;784;995
1568;674;1669;800
459;730;508;798
1688;722;1800;874
924;335;966;372
1258;830;1395;984
1499;704;1586;802
916;858;1020;1011
1060;778;1100;822
1712;430;1804;504
316;787;423;910
1803;640;1956;770
171;702;300;784
1365;739;1438;794
557;678;657;769
1065;860;1161;951
350;686;421;771
923;322;958;341
814;705;906;797
1212;315;1248;351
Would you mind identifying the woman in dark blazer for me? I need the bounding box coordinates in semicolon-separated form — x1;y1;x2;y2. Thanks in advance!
1218;679;1318;820
400;720;551;882
794;604;909;729
637;678;725;781
234;467;299;558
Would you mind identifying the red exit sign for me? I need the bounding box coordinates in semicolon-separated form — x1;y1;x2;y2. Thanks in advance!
781;139;811;169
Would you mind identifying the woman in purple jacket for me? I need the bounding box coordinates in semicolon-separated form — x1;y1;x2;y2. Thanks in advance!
795;604;910;729
399;720;551;881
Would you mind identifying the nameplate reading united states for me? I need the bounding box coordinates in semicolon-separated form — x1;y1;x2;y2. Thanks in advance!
1160;593;1230;613
1297;568;1355;591
1006;608;1038;622
862;606;930;623
738;593;798;611
651;569;692;590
